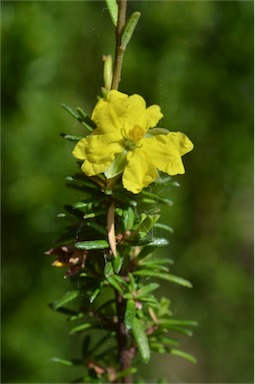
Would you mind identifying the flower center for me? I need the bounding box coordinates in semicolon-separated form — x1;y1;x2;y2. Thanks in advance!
123;124;145;150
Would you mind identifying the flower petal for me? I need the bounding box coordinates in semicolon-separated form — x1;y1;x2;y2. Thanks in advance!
142;104;163;131
142;132;194;175
73;132;124;176
84;133;123;162
81;158;110;176
122;94;163;138
91;90;128;134
72;138;87;160
123;149;158;194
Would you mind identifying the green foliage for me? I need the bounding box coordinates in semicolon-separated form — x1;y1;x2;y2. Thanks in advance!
47;153;196;382
105;0;118;27
121;12;141;50
132;317;150;364
2;1;253;383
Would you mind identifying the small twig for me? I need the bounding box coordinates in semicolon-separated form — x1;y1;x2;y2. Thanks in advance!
111;0;127;90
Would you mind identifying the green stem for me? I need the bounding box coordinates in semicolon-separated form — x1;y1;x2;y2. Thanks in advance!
111;0;127;90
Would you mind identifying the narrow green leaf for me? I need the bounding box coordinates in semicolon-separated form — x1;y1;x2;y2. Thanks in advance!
79;272;98;279
70;322;96;335
149;342;166;353
154;223;174;234
132;317;150;363
76;106;89;120
137;283;159;297
153;176;180;188
123;293;133;300
113;192;137;207
50;357;74;366
104;261;114;277
61;104;93;130
171;349;197;363
111;274;129;289
89;288;100;303
124;299;136;331
61;103;79;119
105;0;118;26
159;319;198;327
158;324;194;337
133;270;192;288
60;133;83;142
83;210;105;219
141;190;173;206
112;253;123;273
121;12;141;50
135;214;160;234
128;273;137;292
73;201;89;209
138;296;158;306
139;257;174;267
51;290;79;310
57;213;66;218
76;107;96;131
68;313;84;322
150;336;179;347
107;275;124;294
123;207;135;231
75;240;109;250
127;235;155;247
115;367;137;380
141;198;157;204
65;175;100;191
137;238;169;259
73;199;93;210
141;264;170;273
165;274;193;288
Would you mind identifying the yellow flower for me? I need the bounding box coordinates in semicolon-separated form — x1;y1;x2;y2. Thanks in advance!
73;90;194;194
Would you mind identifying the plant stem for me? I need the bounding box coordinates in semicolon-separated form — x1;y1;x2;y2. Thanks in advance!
116;291;133;383
111;0;127;90
111;1;133;381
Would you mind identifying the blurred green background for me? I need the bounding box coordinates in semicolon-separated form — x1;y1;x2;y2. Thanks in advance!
2;1;253;383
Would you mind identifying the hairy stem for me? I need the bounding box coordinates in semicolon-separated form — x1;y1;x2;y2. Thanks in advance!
111;0;127;90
